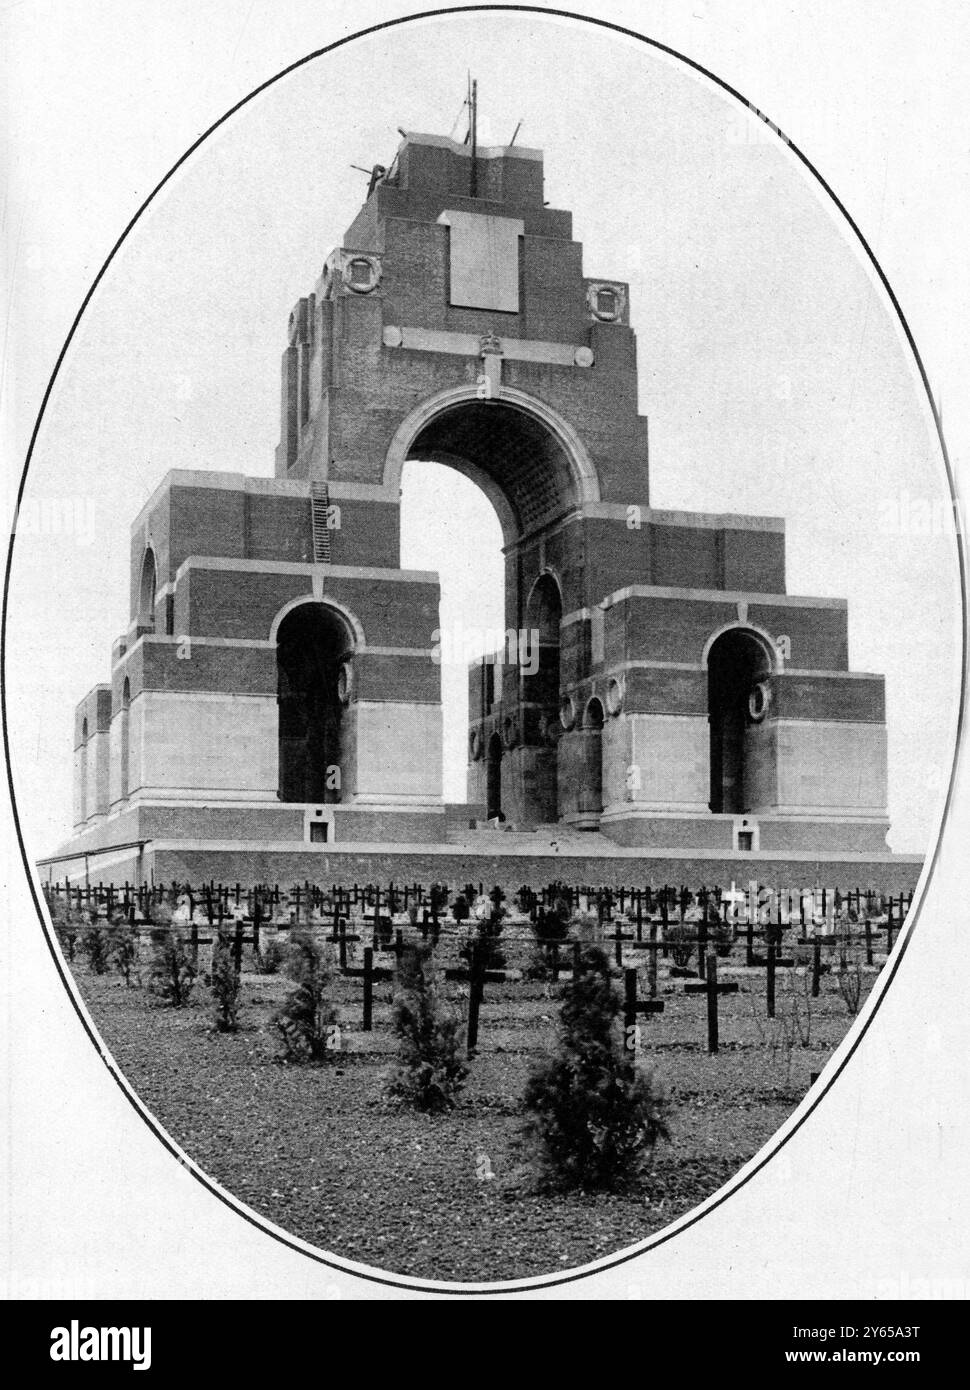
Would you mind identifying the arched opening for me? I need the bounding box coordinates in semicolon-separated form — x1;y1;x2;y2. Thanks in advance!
138;547;157;630
403;397;589;536
276;603;353;803
486;731;504;821
400;460;504;807
578;696;605;822
395;394;596;827
522;572;563;820
707;628;774;813
524;573;562;694
119;678;131;802
79;716;89;822
386;389;597;539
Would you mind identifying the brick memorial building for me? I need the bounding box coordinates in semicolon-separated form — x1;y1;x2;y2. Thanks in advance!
48;125;921;891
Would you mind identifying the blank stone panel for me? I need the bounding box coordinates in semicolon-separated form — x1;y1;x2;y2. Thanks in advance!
774;720;888;816
438;210;524;311
351;701;443;805
629;714;710;812
138;693;278;800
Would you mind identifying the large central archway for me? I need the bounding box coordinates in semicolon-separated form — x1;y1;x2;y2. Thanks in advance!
386;385;601;544
389;389;599;826
407;401;584;536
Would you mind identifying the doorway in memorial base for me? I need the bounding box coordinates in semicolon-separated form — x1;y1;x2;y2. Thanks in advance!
276;602;355;804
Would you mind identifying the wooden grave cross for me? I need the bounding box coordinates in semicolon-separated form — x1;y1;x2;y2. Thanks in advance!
623;967;665;1052
609;920;635;967
742;909;795;971
342;944;395;1031
327;916;362;971
684;952;739;1054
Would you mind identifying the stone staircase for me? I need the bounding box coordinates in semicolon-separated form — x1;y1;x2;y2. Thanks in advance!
443;820;618;854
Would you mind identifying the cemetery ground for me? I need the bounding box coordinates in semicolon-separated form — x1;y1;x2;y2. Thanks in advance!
59;897;887;1284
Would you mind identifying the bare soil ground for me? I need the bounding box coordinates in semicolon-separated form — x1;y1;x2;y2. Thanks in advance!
69;940;878;1285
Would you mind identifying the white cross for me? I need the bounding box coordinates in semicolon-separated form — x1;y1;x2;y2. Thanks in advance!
721;880;746;924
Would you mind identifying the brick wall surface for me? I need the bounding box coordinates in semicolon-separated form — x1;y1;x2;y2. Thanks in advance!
773;672;885;722
138;641;277;696
178;568;439;645
76;130;888;857
143;847;922;897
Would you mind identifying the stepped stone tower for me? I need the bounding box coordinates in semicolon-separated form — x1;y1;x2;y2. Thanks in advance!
56;125;895;886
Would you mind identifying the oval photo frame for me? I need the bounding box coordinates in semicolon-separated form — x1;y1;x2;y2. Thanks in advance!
2;8;965;1296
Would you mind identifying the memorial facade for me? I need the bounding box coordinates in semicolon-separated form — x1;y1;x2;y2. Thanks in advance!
57;127;899;886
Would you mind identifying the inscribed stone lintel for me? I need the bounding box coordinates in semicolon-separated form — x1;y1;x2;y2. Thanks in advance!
437;209;525;312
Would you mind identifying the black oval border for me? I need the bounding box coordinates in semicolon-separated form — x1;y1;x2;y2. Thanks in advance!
2;4;966;1296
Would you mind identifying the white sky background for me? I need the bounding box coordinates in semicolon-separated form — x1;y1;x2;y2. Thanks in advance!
3;7;964;858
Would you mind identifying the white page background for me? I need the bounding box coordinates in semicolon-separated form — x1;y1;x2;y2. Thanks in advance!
2;0;968;1299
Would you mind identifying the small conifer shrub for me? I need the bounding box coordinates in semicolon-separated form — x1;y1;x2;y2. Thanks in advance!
520;946;671;1191
147;924;196;1007
666;923;695;969
385;942;468;1111
210;930;242;1032
523;887;573;980
50;898;79;962
256;937;285;974
836;958;864;1015
271;929;340;1062
80;915;111;975
107;913;139;986
709;910;734;959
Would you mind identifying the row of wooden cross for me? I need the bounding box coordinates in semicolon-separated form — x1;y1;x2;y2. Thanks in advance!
45;877;914;931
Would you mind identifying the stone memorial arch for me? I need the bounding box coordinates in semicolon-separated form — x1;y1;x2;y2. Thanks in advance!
59;123;893;880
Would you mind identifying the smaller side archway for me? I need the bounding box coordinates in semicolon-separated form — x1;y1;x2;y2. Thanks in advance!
138;547;157;630
269;593;366;650
79;716;89;823
577;696;605;823
706;627;775;814
119;677;131;802
276;601;357;804
524;571;563;684
486;731;504;821
521;570;564;821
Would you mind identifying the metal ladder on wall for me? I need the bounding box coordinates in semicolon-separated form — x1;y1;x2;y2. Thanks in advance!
310;481;332;564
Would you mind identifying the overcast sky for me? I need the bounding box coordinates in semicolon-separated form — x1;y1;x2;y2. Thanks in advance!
4;8;962;856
